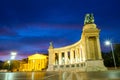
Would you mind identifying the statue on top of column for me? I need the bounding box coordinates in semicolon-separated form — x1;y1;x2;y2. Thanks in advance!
84;13;94;25
49;42;54;49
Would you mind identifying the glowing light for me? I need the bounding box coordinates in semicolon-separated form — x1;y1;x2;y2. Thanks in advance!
104;40;117;69
11;52;17;56
7;60;10;63
105;40;111;46
11;56;15;60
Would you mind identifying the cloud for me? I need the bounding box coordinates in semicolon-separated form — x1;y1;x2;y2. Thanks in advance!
0;0;120;61
0;26;17;36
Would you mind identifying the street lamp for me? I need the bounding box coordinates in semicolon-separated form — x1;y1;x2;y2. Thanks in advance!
105;40;117;69
8;51;17;71
10;51;17;60
7;60;10;71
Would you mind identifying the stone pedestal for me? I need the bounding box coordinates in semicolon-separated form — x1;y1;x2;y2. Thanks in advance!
86;60;107;71
47;65;54;71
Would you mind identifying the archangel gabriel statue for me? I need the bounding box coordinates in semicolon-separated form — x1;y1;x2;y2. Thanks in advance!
84;13;94;25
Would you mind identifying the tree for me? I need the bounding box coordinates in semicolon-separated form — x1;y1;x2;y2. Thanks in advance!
0;60;4;69
114;44;120;66
102;52;114;67
102;44;120;67
2;61;9;70
3;60;20;71
11;60;20;71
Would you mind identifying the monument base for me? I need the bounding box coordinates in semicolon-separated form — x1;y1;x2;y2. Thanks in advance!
47;60;107;72
86;59;107;71
47;64;54;71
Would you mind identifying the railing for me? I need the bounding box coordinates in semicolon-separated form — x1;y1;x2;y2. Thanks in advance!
53;62;86;71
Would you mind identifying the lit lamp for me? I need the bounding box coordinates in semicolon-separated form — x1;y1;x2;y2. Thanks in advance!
7;60;10;70
105;40;117;69
11;51;17;56
8;51;17;71
10;51;17;60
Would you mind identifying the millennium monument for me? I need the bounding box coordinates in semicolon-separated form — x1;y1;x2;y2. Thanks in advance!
47;14;107;71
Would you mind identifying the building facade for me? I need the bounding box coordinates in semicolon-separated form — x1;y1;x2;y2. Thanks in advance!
19;53;48;71
47;14;107;71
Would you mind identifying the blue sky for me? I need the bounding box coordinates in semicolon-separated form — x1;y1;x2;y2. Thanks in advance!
0;0;120;61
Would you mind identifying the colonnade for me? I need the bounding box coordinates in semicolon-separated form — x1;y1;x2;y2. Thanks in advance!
28;59;47;71
53;45;85;65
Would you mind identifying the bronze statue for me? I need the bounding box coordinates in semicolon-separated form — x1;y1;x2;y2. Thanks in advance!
84;13;94;25
49;42;54;49
50;42;53;46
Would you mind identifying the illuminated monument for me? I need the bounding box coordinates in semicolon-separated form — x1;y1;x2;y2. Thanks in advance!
19;53;48;71
47;13;107;71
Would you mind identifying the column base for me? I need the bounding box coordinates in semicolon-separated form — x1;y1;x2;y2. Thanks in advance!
47;60;107;72
47;64;54;71
86;59;107;71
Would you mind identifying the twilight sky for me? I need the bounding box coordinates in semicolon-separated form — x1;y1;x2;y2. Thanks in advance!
0;0;120;61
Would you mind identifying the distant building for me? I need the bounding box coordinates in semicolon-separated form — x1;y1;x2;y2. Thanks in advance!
47;14;107;71
19;53;48;71
19;58;28;71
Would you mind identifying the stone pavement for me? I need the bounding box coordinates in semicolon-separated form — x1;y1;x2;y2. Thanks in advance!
0;70;120;80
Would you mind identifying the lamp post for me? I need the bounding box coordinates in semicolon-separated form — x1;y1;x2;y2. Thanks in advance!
9;51;17;71
10;51;17;60
105;40;117;69
7;60;10;71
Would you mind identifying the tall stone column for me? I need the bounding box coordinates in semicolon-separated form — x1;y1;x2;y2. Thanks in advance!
75;48;78;63
79;47;82;62
70;49;74;64
77;48;80;62
40;60;41;70
28;61;29;71
81;43;86;61
96;37;102;59
59;52;62;65
86;36;91;60
65;51;68;64
47;42;55;71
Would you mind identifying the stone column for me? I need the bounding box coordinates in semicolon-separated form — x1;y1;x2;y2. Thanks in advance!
75;48;78;63
40;60;41;70
48;48;54;65
79;47;82;62
70;49;74;64
86;37;90;60
59;52;62;65
81;44;86;61
77;48;80;62
96;37;102;59
65;51;68;64
28;60;30;71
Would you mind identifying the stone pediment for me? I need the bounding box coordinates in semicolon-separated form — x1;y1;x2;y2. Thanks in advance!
28;53;47;60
